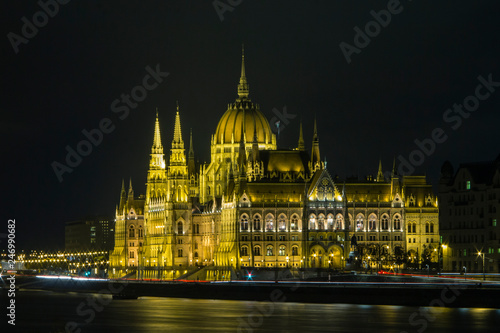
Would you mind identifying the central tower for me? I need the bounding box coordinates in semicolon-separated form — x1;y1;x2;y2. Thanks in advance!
201;47;277;203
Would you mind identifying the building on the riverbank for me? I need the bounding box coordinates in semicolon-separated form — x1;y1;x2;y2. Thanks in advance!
65;217;115;252
109;50;439;279
439;158;500;273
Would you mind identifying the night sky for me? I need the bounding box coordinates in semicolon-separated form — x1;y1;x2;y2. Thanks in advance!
2;1;500;250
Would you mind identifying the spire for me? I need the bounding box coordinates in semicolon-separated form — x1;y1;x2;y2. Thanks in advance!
119;179;127;211
252;125;260;162
188;128;196;176
173;102;184;147
237;45;249;99
188;128;194;158
298;120;305;150
310;116;321;171
128;178;134;199
391;156;397;177
377;159;384;182
152;109;163;152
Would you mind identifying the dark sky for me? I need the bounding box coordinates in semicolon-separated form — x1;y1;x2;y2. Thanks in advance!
2;1;500;250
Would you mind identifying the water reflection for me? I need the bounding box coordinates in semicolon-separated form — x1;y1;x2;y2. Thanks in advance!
11;291;500;332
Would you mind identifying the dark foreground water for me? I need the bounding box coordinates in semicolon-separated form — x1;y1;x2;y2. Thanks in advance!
6;290;500;332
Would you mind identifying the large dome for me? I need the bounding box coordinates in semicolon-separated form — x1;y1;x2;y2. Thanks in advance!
215;101;273;144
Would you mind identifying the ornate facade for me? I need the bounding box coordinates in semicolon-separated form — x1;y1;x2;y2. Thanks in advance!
110;51;439;279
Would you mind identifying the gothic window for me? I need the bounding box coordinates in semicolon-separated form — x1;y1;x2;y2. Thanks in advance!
336;214;344;230
240;214;249;231
393;215;401;230
177;221;183;234
253;215;261;231
266;245;274;256
278;214;287;231
430;222;434;233
291;214;299;231
368;214;377;231
309;214;317;230
318;214;325;230
425;223;429;233
178;249;183;257
265;214;274;231
327;214;334;230
254;246;261;256
194;252;199;258
381;215;389;230
130;251;134;259
138;226;143;238
356;214;364;231
129;225;135;238
241;246;248;257
279;245;286;256
292;246;299;256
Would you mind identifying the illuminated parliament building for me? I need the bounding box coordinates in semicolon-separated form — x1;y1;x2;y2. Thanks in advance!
110;52;439;279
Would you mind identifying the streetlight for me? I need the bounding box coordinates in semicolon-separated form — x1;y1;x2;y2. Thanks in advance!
286;255;289;269
478;251;485;280
441;244;447;273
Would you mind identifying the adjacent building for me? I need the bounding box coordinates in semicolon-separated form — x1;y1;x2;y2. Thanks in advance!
110;51;439;279
65;217;115;252
439;157;500;273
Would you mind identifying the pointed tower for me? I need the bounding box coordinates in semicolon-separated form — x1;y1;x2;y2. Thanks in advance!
119;179;127;212
377;159;384;182
128;178;134;200
297;121;305;151
146;110;167;203
168;102;189;202
237;44;249;100
188;128;196;176
309;117;322;173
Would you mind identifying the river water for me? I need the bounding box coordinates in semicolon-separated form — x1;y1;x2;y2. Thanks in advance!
6;290;500;332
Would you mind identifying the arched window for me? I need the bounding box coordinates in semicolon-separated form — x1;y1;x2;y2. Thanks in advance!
356;214;364;231
241;246;248;256
327;214;334;230
394;215;401;230
177;221;183;234
178;249;183;257
318;214;325;230
129;225;135;238
253;215;261;231
278;214;287;231
138;226;143;238
194;252;199;258
254;246;261;256
412;223;416;233
309;214;316;230
425;223;429;233
265;214;274;231
240;214;249;231
266;245;274;256
381;215;389;230
430;222;434;233
408;223;412;233
292;246;299;256
368;214;377;231
291;215;299;231
279;245;286;256
336;214;344;230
